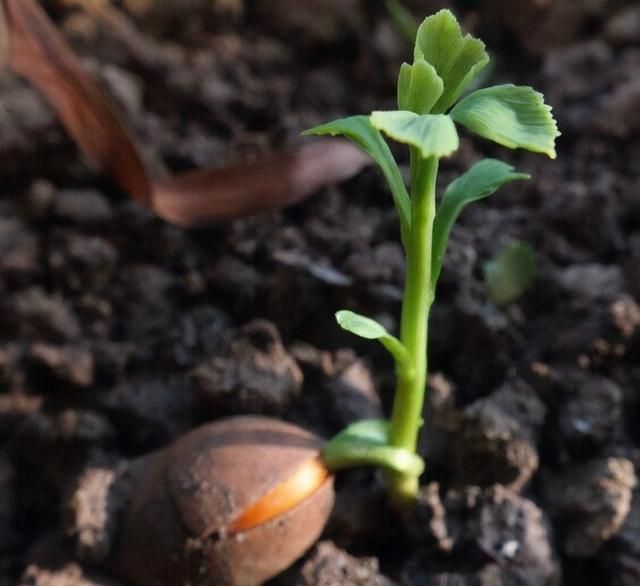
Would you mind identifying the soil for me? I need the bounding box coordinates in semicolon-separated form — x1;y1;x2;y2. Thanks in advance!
2;1;640;585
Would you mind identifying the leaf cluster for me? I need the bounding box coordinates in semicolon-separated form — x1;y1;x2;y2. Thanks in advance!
305;9;559;356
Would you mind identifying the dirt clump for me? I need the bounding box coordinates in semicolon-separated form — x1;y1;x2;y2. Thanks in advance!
542;458;636;557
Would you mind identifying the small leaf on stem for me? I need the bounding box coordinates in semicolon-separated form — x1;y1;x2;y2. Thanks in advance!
321;419;425;477
397;59;443;114
370;111;459;159
335;310;408;366
431;159;530;287
450;84;560;158
304;116;410;236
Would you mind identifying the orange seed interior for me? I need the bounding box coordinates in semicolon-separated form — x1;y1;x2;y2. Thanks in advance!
229;456;330;533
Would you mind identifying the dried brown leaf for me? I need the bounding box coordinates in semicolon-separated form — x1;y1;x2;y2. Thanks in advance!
153;141;370;225
3;0;371;225
0;2;8;70
3;0;153;205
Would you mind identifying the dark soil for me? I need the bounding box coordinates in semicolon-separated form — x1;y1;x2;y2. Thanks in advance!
2;1;640;585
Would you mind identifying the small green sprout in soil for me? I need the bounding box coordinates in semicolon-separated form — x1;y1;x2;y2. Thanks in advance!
484;240;537;306
65;10;559;586
308;8;559;503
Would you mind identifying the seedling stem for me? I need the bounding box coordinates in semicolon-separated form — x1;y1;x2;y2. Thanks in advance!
387;154;435;498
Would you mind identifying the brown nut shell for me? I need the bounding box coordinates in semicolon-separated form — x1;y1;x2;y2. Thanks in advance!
203;477;334;586
115;416;334;586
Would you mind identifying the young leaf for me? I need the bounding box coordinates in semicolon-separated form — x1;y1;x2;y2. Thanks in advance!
397;59;444;114
336;310;408;366
329;419;391;446
413;9;489;114
321;419;425;476
449;84;560;158
370;111;459;159
484;241;536;306
304;116;411;236
431;159;530;287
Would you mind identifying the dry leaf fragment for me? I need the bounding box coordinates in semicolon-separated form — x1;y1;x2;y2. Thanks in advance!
153;141;370;226
1;0;371;225
0;2;8;70
2;0;153;205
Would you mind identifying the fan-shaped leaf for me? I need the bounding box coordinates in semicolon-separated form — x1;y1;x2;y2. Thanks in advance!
413;9;489;113
370;111;459;159
450;84;560;158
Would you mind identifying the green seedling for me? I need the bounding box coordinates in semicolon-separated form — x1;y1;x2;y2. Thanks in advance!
55;10;558;586
308;9;559;502
485;240;537;306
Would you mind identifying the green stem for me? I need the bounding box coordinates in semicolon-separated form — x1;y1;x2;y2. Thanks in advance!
387;152;438;502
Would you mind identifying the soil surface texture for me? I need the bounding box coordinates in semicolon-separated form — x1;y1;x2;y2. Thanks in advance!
2;1;640;585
